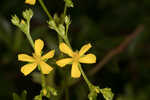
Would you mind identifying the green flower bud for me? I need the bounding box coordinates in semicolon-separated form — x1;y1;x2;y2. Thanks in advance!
48;20;57;30
58;24;65;36
88;91;97;100
22;9;33;21
34;95;42;100
64;0;74;7
11;15;20;26
19;19;28;34
48;86;58;96
54;13;60;24
65;16;71;25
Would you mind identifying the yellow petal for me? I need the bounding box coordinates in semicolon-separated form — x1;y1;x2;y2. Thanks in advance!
59;42;73;57
39;61;53;74
21;63;37;76
79;53;96;64
79;43;92;56
42;50;55;60
18;54;35;62
25;0;36;5
34;39;44;56
56;58;73;67
71;61;81;78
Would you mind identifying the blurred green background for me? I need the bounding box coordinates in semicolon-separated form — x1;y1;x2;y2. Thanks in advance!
0;0;150;100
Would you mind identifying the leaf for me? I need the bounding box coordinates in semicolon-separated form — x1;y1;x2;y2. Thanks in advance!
21;90;27;100
13;93;21;100
12;90;27;100
100;88;114;100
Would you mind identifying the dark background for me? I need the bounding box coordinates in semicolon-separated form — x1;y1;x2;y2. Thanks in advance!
0;0;150;100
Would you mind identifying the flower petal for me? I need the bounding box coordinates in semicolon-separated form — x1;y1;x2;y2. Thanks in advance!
71;61;81;78
59;42;73;57
40;61;53;74
34;39;44;56
42;50;55;60
25;0;36;5
56;58;73;67
21;63;37;76
79;53;96;64
18;54;35;62
79;43;92;56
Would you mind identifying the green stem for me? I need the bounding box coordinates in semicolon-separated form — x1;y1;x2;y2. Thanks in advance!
58;34;63;43
26;21;34;49
78;64;93;88
63;35;71;48
41;73;46;88
65;22;69;37
26;33;34;49
38;0;53;20
64;3;67;16
65;86;69;100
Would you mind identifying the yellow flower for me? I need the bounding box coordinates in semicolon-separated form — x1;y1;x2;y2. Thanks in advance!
56;43;96;78
18;39;55;76
25;0;36;5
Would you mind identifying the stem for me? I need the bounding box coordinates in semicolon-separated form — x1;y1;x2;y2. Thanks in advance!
38;0;53;20
65;16;70;37
64;3;67;16
58;34;63;43
63;35;71;48
26;21;34;49
65;87;69;100
41;73;46;88
26;34;34;49
78;64;93;88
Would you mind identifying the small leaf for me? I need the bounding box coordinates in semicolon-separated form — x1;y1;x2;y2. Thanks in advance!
21;90;27;100
12;90;27;100
88;91;97;100
34;95;42;100
100;88;114;100
13;93;21;100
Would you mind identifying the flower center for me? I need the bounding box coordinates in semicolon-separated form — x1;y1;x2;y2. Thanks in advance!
72;52;80;62
33;53;42;64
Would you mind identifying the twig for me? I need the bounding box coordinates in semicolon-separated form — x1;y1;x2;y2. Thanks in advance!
89;24;144;76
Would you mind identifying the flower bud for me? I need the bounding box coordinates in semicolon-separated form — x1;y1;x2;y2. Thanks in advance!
22;9;33;21
11;15;20;26
65;16;71;25
64;0;74;7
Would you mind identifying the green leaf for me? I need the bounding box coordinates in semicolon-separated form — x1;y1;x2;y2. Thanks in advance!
13;93;21;100
12;90;27;100
21;90;27;100
88;91;97;100
100;88;114;100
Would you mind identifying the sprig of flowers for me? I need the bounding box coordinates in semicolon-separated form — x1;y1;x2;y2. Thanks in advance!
10;0;115;100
